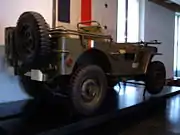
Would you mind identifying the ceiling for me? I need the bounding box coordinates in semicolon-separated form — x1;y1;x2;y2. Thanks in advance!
149;0;180;12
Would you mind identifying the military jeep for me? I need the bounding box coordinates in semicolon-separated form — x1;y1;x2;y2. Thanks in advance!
5;11;166;115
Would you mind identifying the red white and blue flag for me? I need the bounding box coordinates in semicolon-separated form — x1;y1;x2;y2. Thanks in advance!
58;0;92;24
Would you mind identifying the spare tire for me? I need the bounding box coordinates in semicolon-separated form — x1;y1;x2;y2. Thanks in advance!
15;11;51;69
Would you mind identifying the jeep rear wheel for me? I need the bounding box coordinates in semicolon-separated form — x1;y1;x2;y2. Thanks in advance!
71;65;108;115
145;61;166;94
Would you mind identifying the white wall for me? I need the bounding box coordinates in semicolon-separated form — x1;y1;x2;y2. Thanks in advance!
143;1;175;79
56;0;118;41
92;0;118;41
0;0;53;45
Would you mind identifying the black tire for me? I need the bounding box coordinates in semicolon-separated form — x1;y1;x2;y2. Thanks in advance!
15;11;51;69
145;61;166;94
71;65;108;115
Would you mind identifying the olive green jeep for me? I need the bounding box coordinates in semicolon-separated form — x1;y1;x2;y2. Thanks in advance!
5;11;166;115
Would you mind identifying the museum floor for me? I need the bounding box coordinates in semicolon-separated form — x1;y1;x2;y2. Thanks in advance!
78;94;180;135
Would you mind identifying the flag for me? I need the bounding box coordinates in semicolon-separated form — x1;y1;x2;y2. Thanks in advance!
58;0;92;24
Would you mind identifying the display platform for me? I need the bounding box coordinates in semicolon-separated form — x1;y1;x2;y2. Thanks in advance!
0;84;180;135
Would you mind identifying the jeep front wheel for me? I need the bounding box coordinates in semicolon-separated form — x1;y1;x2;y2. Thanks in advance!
145;61;166;94
71;65;108;115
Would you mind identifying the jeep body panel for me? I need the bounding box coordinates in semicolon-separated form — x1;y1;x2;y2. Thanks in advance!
54;32;159;76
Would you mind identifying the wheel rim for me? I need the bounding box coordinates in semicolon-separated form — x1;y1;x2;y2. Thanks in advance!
81;79;101;103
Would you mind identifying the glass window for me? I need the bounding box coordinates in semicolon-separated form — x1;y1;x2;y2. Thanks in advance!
174;14;180;77
127;0;139;42
117;0;140;43
117;0;126;42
